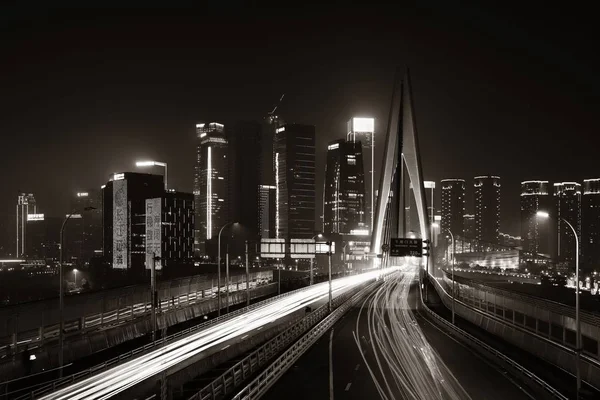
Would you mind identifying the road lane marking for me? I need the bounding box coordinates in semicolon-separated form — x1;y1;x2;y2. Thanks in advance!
241;335;248;340
355;364;360;371
345;383;352;391
221;345;230;350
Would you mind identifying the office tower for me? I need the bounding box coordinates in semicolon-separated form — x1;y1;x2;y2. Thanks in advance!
474;176;500;245
323;139;366;234
259;185;276;238
347;117;375;231
65;190;102;265
440;179;465;238
554;182;582;264
582;179;600;267
16;193;37;256
229;121;262;252
520;180;554;259
102;172;165;271
463;214;475;239
25;214;61;260
274;123;316;240
262;109;284;187
194;122;229;255
144;191;195;270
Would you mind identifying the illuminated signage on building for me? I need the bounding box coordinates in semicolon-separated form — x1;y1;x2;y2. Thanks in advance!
351;117;374;133
276;127;285;133
113;173;125;181
113;179;128;269
145;198;162;270
327;143;339;150
27;214;44;221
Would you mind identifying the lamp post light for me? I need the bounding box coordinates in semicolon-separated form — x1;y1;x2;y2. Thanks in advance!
537;210;580;397
447;229;456;325
310;233;323;285
135;160;168;190
59;206;96;377
217;222;239;317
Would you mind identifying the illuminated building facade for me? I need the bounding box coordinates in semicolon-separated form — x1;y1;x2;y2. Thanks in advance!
16;193;37;257
474;176;500;245
583;178;600;267
65;190;102;265
102;172;164;271
347;117;374;232
26;215;61;260
463;214;475;239
274;123;316;240
259;185;276;238
441;179;465;238
520;181;553;259
194;122;229;255
554;182;582;264
323;139;366;234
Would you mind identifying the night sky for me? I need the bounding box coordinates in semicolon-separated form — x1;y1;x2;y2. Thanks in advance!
1;2;597;237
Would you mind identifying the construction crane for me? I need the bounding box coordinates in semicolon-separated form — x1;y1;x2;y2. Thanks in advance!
266;93;285;125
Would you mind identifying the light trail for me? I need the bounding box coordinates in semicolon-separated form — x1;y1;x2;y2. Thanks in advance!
40;269;393;400
354;263;471;400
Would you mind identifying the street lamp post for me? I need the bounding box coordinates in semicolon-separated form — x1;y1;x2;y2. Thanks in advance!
327;241;333;312
135;160;168;190
537;211;580;397
447;229;456;325
310;233;323;285
59;206;96;377
217;222;238;317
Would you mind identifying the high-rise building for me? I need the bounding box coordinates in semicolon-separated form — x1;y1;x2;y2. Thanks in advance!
582;178;600;267
440;179;465;238
144;191;194;270
474;176;500;245
323;139;366;235
554;182;582;264
520;181;553;258
259;185;276;239
102;172;165;271
229;121;262;253
463;214;475;239
65;190;102;265
194;122;229;255
25;214;61;261
347;117;375;231
16;193;36;256
274;123;316;240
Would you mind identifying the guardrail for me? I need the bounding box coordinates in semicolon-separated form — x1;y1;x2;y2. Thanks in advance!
187;282;366;400
420;277;567;399
6;282;303;400
230;279;381;400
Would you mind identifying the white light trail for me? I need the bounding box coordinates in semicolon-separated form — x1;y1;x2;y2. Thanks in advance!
41;269;394;400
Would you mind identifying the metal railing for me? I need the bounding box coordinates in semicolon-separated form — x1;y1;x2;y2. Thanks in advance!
424;276;569;399
6;282;296;400
187;283;365;400
230;280;380;400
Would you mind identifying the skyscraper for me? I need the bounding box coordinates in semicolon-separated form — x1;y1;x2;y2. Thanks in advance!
474;176;500;245
259;185;276;239
407;181;435;236
582;178;600;267
440;179;465;238
274;123;316;240
16;193;36;257
65;190;102;265
463;214;475;239
102;172;164;271
229;121;262;252
520;181;552;258
347;117;375;231
194;122;229;255
323;139;366;234
554;182;581;264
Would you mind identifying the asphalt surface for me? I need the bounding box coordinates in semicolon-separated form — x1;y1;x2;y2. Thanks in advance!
263;269;531;400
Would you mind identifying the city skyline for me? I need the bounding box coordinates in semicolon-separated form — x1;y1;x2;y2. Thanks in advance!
1;5;597;239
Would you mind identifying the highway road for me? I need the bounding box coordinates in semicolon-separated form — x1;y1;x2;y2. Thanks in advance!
38;269;391;400
263;264;532;400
